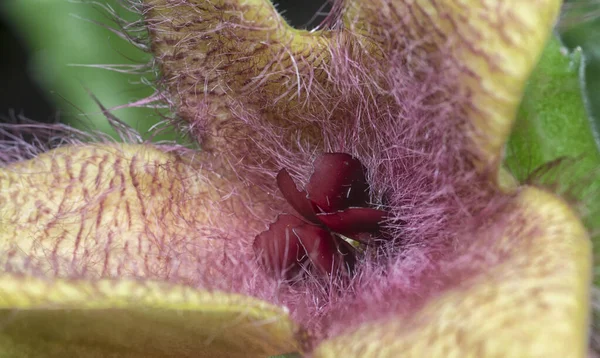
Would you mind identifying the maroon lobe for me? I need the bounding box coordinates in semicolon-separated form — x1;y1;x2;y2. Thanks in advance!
253;214;307;279
277;169;320;224
316;207;388;241
292;224;353;277
305;153;370;213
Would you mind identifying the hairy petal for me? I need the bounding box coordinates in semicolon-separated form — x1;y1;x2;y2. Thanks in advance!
0;275;300;357
0;144;273;286
312;187;591;357
343;0;563;172
145;0;331;156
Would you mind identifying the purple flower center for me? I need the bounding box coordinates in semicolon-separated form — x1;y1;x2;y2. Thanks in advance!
253;153;389;281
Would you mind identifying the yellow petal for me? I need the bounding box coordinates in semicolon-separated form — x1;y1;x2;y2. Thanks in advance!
145;0;331;152
0;275;300;357
0;144;270;281
344;0;562;170
313;187;591;357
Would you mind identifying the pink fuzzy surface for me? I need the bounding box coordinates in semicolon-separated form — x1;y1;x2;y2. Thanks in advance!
0;0;564;351
136;0;511;341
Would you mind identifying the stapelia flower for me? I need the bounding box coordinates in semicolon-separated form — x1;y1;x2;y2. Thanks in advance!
0;0;592;357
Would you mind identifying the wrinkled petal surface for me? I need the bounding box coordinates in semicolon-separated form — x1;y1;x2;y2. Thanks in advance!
145;0;331;155
0;144;269;283
344;0;563;170
313;187;591;357
0;275;300;357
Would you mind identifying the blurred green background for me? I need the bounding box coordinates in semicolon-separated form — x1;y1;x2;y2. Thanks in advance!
0;0;158;139
0;0;598;140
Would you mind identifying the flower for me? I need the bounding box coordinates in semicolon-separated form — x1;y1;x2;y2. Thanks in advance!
0;0;591;357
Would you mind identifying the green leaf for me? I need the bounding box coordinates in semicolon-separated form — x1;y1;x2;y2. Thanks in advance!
507;36;600;173
559;0;600;133
506;36;600;280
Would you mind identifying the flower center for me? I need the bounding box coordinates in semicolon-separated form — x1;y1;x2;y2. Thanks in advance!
253;153;389;281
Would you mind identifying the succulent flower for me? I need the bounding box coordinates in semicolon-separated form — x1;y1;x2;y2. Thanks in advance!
0;0;595;357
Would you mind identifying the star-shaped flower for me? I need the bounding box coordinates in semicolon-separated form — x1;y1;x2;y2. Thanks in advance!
0;0;592;357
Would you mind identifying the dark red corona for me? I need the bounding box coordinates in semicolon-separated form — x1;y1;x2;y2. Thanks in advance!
254;153;388;280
